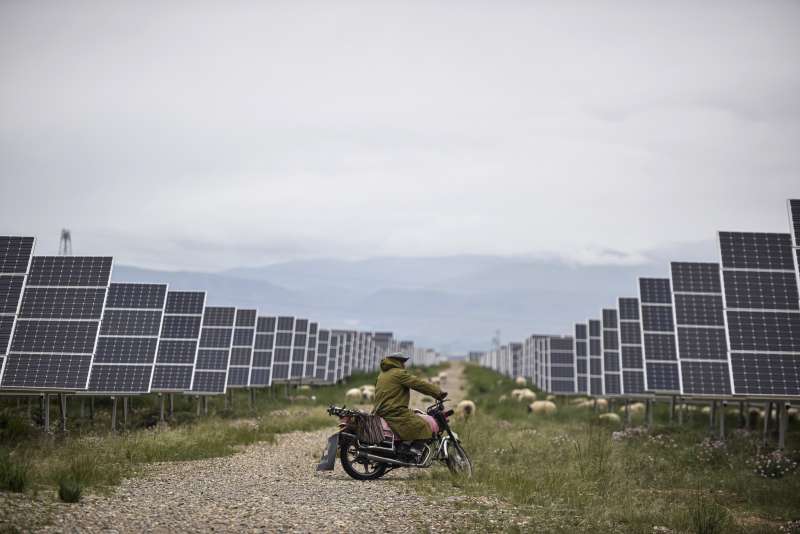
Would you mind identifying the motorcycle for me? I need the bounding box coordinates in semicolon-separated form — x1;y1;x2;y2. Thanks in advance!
316;399;473;480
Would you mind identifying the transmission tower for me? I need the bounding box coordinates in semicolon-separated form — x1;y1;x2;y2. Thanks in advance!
491;329;501;350
59;229;72;256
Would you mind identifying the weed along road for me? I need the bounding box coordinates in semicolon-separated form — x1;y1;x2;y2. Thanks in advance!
0;363;522;533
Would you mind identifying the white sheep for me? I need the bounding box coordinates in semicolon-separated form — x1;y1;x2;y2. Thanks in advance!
438;371;448;385
430;376;441;386
362;390;375;402
570;397;588;405
515;376;527;386
345;388;363;402
528;400;557;415
618;402;646;415
520;389;537;402
595;398;608;410
456;400;476;418
598;412;621;425
546;395;556;402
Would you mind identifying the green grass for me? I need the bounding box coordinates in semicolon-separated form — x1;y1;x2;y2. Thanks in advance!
411;365;800;533
0;373;379;497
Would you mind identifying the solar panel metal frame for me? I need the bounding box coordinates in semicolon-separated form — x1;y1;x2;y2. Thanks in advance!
151;290;207;393
314;328;330;384
719;229;800;399
0;237;36;387
228;308;257;389
190;306;236;395
270;316;295;383
1;255;113;392
670;262;733;398
601;308;622;396
85;282;168;395
638;278;682;395
618;297;648;397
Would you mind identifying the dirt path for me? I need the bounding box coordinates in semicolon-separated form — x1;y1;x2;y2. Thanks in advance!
2;362;509;533
410;361;467;411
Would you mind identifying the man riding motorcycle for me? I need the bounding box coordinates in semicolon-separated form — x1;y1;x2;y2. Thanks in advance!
373;352;448;441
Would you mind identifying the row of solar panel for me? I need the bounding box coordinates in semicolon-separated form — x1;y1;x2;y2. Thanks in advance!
482;199;800;400
0;237;396;395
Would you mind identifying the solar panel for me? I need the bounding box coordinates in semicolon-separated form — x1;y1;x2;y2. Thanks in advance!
250;316;276;387
1;255;112;391
670;262;732;397
315;329;330;383
87;283;168;394
549;336;576;393
271;316;294;382
326;334;340;383
601;308;622;396
639;278;681;394
332;330;353;381
228;308;257;388
191;306;235;394
303;322;318;380
720;231;800;397
0;237;36;386
588;319;604;395
573;324;588;394
151;291;206;392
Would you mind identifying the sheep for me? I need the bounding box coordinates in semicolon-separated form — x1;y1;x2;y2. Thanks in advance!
456;400;476;418
618;402;646;415
345;388;363;402
788;408;798;422
598;412;621;425
498;394;508;403
511;388;537;402
438;372;448;385
595;399;608;410
298;385;311;392
362;390;375;402
515;376;527;386
528;400;557;415
546;395;556;402
570;397;588;405
430;376;441;386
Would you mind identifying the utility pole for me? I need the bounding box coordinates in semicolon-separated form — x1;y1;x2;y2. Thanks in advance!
59;229;72;256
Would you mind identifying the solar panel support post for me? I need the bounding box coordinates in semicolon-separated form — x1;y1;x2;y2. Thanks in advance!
159;394;165;422
80;398;85;419
90;396;95;420
669;396;675;424
762;402;772;446
195;396;201;417
59;394;67;433
677;398;684;426
169;394;174;418
123;397;129;429
110;397;117;432
708;401;716;434
624;400;630;427
778;403;788;450
42;394;50;432
202;396;208;416
718;401;726;441
647;400;653;428
738;401;746;428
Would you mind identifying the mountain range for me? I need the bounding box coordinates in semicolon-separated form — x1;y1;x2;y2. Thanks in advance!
112;240;717;354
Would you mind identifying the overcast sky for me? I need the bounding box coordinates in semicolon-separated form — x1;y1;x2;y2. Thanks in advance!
1;1;798;271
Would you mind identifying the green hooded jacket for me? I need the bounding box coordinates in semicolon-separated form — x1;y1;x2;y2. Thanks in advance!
373;357;445;441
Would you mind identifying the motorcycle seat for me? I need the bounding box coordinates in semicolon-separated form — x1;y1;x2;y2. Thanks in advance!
378;413;439;439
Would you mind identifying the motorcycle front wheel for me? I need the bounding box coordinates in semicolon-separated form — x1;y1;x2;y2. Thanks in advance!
445;439;473;477
340;441;388;481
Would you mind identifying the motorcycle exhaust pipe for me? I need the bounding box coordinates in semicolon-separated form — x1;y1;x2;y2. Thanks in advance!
358;452;419;468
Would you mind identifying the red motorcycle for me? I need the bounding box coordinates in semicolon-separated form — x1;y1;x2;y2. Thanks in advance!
317;399;473;480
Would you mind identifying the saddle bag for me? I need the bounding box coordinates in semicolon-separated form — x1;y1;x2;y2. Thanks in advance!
355;413;386;445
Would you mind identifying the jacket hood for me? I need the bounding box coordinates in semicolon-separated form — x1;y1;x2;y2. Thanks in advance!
380;357;404;372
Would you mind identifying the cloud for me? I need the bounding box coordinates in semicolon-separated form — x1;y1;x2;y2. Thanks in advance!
1;1;799;270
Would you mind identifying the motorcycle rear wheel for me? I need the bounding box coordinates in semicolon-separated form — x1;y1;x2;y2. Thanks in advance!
445;439;473;477
340;441;388;481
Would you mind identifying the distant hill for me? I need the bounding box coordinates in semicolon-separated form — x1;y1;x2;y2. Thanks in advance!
114;241;717;353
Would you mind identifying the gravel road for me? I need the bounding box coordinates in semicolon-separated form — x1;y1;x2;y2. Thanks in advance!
2;363;518;533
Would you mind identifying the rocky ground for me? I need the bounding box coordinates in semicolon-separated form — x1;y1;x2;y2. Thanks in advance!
1;363;519;533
